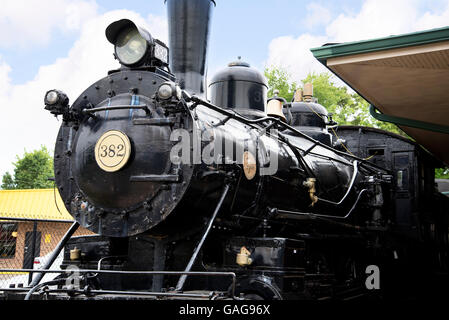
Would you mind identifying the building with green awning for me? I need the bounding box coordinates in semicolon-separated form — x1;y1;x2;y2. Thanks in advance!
311;26;449;166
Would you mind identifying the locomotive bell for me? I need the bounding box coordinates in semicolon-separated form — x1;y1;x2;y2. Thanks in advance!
267;90;287;122
209;58;268;117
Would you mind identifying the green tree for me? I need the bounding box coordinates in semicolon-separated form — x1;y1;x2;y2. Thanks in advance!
435;168;449;179
1;172;15;189
301;72;407;136
264;67;407;137
264;66;449;177
1;146;54;190
264;66;297;102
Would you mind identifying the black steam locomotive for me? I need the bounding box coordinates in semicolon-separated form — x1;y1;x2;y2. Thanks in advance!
13;0;449;300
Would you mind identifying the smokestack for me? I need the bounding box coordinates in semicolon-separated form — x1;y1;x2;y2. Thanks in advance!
166;0;215;96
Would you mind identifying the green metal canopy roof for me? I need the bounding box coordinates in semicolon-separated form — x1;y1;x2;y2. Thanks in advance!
312;26;449;61
311;26;449;166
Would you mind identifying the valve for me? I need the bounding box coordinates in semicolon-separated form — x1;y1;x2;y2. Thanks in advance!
236;246;253;267
303;178;318;207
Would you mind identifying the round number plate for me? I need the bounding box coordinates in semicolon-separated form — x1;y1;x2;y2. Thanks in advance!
95;130;131;172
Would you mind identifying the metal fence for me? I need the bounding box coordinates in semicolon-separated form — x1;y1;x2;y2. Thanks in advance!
0;217;239;300
0;217;91;289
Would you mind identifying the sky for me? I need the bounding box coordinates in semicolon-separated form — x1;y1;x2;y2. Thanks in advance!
1;0;449;179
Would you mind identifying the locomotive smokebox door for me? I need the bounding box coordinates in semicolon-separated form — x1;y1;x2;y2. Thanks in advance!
54;73;194;238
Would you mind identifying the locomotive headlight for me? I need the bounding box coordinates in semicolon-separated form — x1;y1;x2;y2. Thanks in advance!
44;89;69;116
157;82;181;101
158;83;174;100
106;19;169;68
44;89;68;107
115;28;148;65
45;90;59;105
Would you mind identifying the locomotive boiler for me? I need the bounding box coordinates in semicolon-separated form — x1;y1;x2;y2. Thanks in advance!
8;0;448;300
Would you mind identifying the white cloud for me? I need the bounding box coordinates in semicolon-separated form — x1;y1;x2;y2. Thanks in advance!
415;1;449;30
0;56;12;96
326;0;419;42
0;0;98;48
266;0;449;87
303;3;332;29
147;13;169;44
0;9;167;178
267;34;328;82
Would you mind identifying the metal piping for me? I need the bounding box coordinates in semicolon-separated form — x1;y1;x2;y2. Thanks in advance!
2;269;237;300
25;279;64;300
49;289;216;299
2;287;217;300
188;95;390;174
175;183;230;291
28;222;79;287
275;188;368;221
0;216;74;224
97;256;126;271
317;160;359;206
83;104;151;115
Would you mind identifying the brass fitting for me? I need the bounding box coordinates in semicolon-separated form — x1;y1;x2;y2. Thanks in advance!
303;178;318;207
267;90;287;122
70;247;81;261
303;83;313;102
236;246;253;267
293;88;303;102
